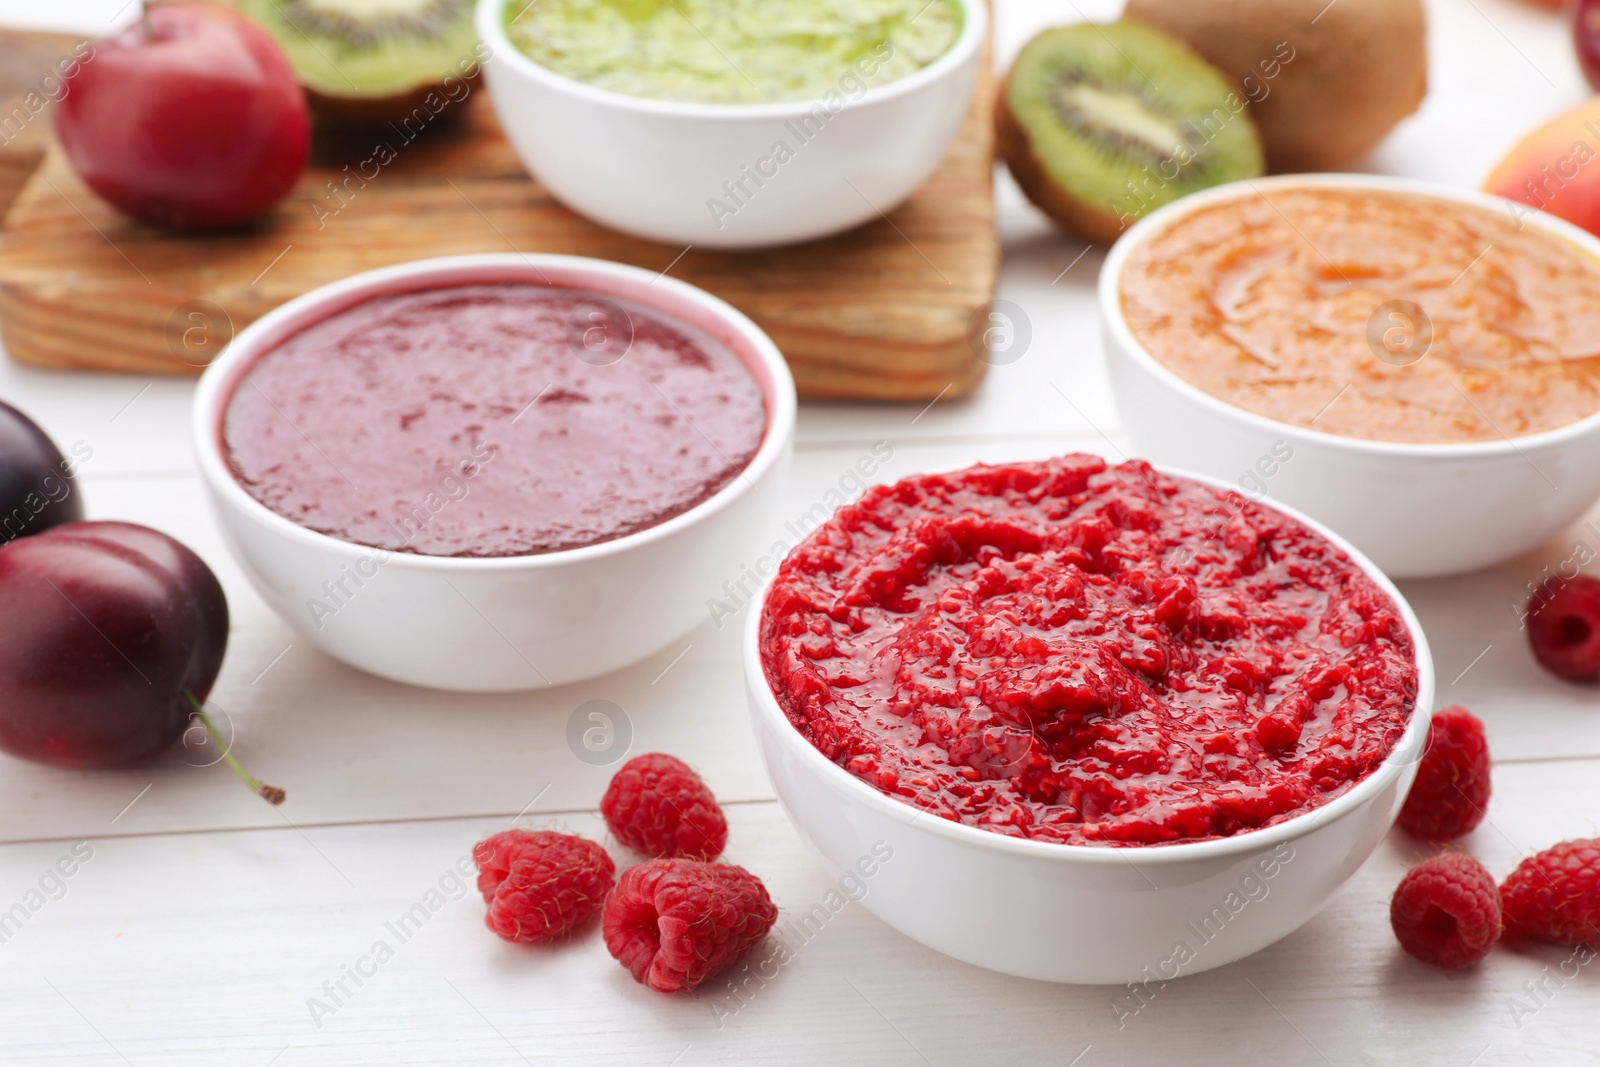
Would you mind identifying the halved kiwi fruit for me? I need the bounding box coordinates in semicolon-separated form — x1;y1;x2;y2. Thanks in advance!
997;21;1264;244
236;0;481;127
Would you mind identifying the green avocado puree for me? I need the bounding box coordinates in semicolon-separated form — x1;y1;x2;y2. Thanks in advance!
504;0;963;105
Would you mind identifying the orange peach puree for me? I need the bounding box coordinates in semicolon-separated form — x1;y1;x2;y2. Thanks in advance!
1120;188;1600;444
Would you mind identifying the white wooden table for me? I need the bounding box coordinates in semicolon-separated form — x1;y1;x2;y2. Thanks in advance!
2;2;1597;1063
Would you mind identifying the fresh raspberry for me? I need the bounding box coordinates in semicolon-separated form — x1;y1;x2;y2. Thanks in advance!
1526;575;1600;681
472;830;615;944
1389;852;1501;970
602;859;777;993
1500;838;1600;945
601;753;728;861
1396;706;1490;840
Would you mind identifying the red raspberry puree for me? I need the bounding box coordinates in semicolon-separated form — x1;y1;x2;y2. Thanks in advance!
223;284;766;556
759;456;1418;847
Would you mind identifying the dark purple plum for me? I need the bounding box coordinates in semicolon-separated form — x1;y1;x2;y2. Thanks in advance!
0;521;282;800
0;399;84;544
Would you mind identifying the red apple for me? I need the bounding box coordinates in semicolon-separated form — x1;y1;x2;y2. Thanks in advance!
55;3;309;231
1484;96;1600;237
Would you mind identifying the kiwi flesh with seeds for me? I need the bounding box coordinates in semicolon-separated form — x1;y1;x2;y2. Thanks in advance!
996;21;1264;245
235;0;482;127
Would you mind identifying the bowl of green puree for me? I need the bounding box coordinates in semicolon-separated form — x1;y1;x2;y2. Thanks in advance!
476;0;986;248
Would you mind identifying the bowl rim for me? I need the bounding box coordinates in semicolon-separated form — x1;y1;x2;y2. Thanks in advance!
191;252;798;572
474;0;988;119
1099;173;1600;460
743;458;1436;865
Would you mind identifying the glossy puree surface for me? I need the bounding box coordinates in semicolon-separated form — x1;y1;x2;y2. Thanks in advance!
1121;188;1600;444
224;284;766;557
760;456;1418;846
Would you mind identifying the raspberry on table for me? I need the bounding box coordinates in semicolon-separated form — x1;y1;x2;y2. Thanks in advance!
603;859;778;993
1389;851;1501;970
601;753;729;861
1500;838;1600;946
1396;706;1490;840
472;830;615;944
1526;575;1600;681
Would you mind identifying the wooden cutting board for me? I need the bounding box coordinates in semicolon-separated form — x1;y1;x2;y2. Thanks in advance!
0;44;998;401
0;31;80;222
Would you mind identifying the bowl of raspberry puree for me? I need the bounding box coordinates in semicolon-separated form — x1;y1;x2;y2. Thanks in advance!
1102;174;1600;578
193;254;795;690
746;455;1434;983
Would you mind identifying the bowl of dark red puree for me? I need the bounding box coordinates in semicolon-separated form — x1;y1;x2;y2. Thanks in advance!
194;254;795;690
746;454;1433;983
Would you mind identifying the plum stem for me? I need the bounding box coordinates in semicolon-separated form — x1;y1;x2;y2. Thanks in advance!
183;690;286;805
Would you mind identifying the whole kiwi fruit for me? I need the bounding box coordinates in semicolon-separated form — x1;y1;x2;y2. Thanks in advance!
1124;0;1428;172
996;21;1265;244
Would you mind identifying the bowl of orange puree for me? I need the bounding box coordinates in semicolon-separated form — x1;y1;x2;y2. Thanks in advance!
1101;174;1600;578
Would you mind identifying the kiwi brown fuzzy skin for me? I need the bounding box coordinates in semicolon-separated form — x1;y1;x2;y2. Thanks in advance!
1124;0;1428;173
995;73;1126;245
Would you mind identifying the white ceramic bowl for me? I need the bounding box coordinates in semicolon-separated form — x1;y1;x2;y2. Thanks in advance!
475;0;986;249
745;466;1433;984
1101;174;1600;579
194;253;795;692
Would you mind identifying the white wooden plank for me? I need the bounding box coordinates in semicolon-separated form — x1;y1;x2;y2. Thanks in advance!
0;361;196;476
0;1;1596;1062
1;760;1597;1066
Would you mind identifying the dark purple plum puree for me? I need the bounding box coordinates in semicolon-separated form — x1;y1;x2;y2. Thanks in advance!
222;283;767;557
